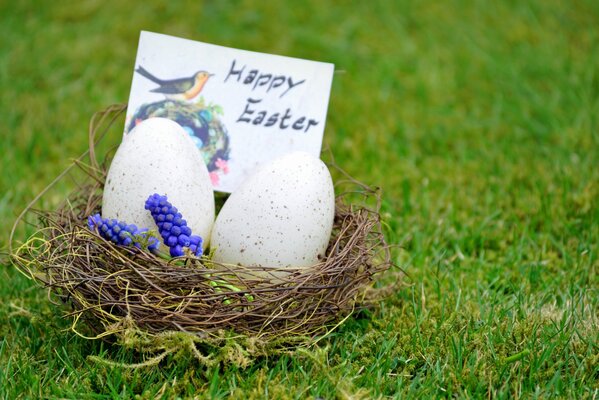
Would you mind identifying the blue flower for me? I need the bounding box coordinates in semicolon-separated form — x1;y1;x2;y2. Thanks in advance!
200;110;213;122
144;194;203;257
183;126;195;136
87;214;160;251
191;136;204;147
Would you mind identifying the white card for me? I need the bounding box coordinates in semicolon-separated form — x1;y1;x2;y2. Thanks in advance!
125;31;335;193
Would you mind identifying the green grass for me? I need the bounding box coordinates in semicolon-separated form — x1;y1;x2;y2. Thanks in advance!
1;0;598;398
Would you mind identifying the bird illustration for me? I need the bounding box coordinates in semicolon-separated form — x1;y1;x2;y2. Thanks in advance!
135;65;214;101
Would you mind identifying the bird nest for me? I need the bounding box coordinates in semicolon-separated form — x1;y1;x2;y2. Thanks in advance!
9;105;394;361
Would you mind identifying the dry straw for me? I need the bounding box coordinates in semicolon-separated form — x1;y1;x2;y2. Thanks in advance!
9;104;394;363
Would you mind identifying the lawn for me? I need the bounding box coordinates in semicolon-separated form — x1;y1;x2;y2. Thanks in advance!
1;1;597;398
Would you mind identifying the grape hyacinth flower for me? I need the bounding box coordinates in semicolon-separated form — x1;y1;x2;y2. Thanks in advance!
144;193;203;257
87;214;160;251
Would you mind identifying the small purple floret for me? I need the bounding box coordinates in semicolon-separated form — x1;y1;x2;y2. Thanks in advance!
170;245;184;257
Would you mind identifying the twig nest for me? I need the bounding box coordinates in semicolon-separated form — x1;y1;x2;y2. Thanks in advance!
10;105;393;343
211;152;335;270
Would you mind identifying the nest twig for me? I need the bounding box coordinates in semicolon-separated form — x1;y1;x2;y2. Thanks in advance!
10;104;393;343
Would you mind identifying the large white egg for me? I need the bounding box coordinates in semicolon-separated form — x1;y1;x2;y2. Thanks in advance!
102;118;214;247
211;152;335;268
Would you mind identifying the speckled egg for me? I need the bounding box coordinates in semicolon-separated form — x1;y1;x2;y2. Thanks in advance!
211;152;335;268
102;118;214;248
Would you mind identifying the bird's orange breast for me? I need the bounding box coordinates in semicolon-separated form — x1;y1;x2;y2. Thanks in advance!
184;79;208;100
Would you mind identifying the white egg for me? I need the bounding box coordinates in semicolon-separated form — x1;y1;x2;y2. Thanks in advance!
102;118;214;248
211;151;335;269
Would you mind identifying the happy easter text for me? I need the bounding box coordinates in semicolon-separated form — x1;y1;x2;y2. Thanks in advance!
224;60;319;133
